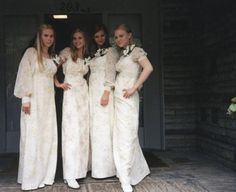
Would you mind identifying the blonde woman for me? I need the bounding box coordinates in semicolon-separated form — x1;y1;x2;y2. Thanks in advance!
14;24;58;190
113;24;153;192
56;28;90;189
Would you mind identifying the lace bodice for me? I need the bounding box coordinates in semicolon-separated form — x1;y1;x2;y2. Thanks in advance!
60;47;88;78
116;47;147;80
89;47;118;90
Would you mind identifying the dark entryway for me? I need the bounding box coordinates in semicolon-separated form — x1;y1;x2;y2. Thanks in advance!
44;13;103;132
45;14;102;52
44;14;103;175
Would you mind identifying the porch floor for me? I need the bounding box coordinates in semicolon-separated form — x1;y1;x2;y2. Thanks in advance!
0;151;235;192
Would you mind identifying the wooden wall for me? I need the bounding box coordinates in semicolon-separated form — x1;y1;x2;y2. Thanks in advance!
160;0;198;151
196;0;236;166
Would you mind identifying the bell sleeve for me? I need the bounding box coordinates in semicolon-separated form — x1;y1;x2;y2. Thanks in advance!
14;47;36;99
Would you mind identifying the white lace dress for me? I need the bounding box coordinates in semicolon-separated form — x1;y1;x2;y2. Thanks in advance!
89;47;118;178
60;48;90;180
14;48;58;190
113;47;150;185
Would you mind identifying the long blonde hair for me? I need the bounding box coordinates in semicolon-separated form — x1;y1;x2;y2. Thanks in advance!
70;28;90;62
35;24;55;70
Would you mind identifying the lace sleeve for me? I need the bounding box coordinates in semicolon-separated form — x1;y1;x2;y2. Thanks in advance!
131;47;147;63
104;47;119;91
14;47;36;98
59;47;71;74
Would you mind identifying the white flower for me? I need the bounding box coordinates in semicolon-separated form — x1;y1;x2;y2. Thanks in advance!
52;54;61;65
123;48;129;56
84;56;91;64
94;48;108;57
94;49;102;57
123;44;136;56
227;97;236;116
130;44;135;50
102;48;109;55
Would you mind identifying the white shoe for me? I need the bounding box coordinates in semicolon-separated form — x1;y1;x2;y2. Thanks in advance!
64;179;80;189
38;183;45;188
121;183;133;192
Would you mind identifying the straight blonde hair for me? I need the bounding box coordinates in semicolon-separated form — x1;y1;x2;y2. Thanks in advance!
35;24;55;70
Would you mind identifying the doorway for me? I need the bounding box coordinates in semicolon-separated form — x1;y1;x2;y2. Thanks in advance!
1;13;162;154
45;13;102;177
44;13;103;130
45;14;102;52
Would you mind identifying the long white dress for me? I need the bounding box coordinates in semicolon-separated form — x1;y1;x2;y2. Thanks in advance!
60;48;90;180
113;47;150;185
89;47;118;178
14;48;58;190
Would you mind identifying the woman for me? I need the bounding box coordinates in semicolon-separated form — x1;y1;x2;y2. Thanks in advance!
14;24;58;190
89;24;118;178
113;24;153;192
56;28;90;189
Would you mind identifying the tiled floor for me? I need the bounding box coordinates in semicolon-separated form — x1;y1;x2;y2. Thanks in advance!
0;151;236;192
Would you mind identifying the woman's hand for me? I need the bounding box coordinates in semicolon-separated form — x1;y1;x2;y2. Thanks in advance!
123;87;137;98
100;91;110;106
22;102;31;114
57;82;71;91
54;76;71;90
54;56;66;67
59;57;67;65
